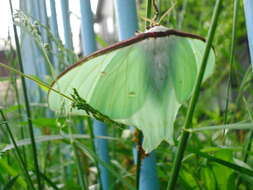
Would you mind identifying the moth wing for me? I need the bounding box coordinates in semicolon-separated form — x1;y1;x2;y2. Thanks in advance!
48;34;215;153
49;43;149;118
169;37;215;103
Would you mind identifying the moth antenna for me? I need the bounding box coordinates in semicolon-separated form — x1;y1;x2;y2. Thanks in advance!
140;16;159;28
159;2;177;24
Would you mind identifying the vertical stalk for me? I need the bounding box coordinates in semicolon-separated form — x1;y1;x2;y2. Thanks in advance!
239;1;253;188
136;131;143;190
224;0;239;125
87;119;103;190
114;0;160;189
244;0;253;69
166;0;223;189
242;98;253;163
49;0;60;71
71;138;88;190
236;97;253;189
60;0;74;64
146;0;152;28
60;0;73;50
79;0;110;189
178;0;188;29
8;43;27;164
9;1;42;189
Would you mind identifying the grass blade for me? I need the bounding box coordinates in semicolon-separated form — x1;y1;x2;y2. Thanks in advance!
9;0;42;188
0;109;35;190
223;0;239;125
75;141;136;190
167;0;223;189
190;149;253;177
40;172;60;190
187;122;253;132
3;175;19;190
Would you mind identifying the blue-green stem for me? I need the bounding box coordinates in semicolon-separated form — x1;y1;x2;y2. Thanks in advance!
87;119;103;189
79;1;109;189
9;1;42;189
114;1;159;190
244;0;253;69
166;0;223;189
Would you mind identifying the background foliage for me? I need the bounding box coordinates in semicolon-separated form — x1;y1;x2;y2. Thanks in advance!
0;0;252;190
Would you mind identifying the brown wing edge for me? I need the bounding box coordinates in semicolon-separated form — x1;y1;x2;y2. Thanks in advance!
48;29;206;100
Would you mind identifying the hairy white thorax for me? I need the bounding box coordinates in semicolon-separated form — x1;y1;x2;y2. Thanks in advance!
145;25;169;33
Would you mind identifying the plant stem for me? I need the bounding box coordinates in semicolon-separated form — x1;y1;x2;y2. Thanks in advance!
73;144;88;190
68;124;88;190
223;0;239;125
242;98;253;163
9;1;42;189
236;97;253;188
166;0;223;189
136;130;143;190
87;119;103;190
146;0;152;28
0;109;35;190
178;0;188;29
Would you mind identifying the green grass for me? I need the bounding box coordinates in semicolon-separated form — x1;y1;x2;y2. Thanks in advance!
0;0;252;189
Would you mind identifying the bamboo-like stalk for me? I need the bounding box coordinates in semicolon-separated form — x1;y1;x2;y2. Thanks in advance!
114;0;160;189
60;0;73;50
166;0;223;189
87;119;103;190
244;0;253;68
9;1;43;189
60;0;74;65
79;1;109;189
49;0;60;71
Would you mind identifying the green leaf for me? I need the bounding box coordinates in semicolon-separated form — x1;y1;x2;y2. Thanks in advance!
0;159;27;188
200;166;216;190
3;175;19;190
180;169;200;190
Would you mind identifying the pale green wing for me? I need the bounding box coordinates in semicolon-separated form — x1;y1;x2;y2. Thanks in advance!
165;36;197;103
155;36;215;104
49;45;148;118
89;45;148;118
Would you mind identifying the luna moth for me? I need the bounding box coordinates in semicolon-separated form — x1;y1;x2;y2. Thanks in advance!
48;25;215;153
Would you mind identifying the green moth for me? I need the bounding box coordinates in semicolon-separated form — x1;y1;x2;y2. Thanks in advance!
48;26;215;153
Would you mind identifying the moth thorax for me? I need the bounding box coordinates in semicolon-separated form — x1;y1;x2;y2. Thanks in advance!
145;25;169;33
144;38;169;91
